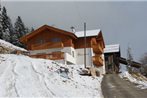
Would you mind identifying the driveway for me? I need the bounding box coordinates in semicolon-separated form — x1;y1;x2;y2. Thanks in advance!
101;74;147;98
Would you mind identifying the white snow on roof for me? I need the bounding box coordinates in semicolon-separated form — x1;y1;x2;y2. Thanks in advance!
0;39;27;51
104;44;120;53
75;29;101;37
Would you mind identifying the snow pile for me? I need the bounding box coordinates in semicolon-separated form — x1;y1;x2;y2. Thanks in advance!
0;39;26;51
0;54;103;97
119;64;147;89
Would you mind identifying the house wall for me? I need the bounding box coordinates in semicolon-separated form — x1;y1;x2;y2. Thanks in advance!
76;48;93;67
29;47;76;64
75;37;93;49
26;29;74;50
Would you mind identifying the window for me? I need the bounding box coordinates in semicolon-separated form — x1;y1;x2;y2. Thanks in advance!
72;51;74;57
36;39;44;44
51;38;61;42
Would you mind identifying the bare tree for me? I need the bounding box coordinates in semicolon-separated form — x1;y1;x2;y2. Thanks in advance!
140;53;147;76
127;46;133;73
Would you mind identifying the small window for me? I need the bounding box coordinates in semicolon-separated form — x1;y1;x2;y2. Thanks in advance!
51;38;61;42
36;39;44;44
72;51;74;57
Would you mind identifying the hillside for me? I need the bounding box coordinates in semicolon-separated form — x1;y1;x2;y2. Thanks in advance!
0;39;26;53
119;64;147;89
0;54;103;97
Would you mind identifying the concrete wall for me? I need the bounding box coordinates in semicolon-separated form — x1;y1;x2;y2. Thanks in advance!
76;48;93;67
29;47;76;64
64;53;76;64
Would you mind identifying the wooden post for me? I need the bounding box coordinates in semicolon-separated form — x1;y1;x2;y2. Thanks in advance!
84;22;86;68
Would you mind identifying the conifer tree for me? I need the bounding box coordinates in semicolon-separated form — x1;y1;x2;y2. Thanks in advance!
0;4;3;39
14;16;27;38
1;6;11;42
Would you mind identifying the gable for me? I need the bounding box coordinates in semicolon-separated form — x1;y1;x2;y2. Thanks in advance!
20;25;77;44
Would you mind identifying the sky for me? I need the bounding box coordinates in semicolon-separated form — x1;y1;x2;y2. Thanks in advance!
1;0;147;61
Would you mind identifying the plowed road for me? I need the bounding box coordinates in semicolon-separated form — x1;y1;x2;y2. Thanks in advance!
102;74;147;98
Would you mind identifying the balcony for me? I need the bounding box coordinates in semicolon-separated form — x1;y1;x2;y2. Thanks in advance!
92;55;103;67
30;52;64;60
91;38;103;54
31;42;64;50
92;44;103;54
64;53;76;64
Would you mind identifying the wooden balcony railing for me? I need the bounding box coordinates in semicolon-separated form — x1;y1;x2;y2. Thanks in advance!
63;40;74;47
31;42;64;50
92;44;103;54
30;52;64;60
91;38;103;54
92;55;103;67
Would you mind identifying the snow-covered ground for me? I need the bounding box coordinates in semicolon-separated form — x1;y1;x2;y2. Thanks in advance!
0;39;26;51
119;64;147;89
0;54;103;97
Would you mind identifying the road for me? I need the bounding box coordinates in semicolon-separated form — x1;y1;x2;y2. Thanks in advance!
101;74;147;98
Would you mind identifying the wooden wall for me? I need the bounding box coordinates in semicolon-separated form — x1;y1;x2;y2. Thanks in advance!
26;29;74;50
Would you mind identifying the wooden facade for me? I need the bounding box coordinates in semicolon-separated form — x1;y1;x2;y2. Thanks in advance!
104;44;120;74
104;52;120;74
20;25;105;67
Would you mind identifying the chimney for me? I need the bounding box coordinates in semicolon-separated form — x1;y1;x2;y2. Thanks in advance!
70;26;76;34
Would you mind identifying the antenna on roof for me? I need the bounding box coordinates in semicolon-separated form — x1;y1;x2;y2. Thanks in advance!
70;26;76;34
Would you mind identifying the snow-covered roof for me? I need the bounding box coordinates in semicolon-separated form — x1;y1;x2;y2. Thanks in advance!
104;44;120;53
0;39;27;51
75;29;101;38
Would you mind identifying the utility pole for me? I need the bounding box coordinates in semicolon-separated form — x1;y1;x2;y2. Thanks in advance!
84;23;86;68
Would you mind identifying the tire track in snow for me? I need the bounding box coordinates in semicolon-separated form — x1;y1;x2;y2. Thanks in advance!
11;60;20;97
30;61;56;96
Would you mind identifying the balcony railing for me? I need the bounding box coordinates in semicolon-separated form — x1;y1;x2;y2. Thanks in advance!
91;38;103;54
92;55;103;67
92;44;103;54
30;52;64;60
31;42;64;50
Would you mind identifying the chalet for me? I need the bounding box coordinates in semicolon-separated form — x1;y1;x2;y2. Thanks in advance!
104;44;141;74
20;25;105;75
104;44;121;74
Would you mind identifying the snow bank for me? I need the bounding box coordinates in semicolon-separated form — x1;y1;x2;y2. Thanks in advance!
119;64;147;89
0;54;103;97
0;39;26;51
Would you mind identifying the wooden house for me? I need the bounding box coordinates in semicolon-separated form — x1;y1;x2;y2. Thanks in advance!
20;25;105;75
104;44;120;74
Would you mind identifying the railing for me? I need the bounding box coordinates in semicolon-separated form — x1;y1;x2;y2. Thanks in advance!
30;52;64;60
91;38;103;54
63;40;74;47
92;44;103;54
92;55;103;67
31;42;64;50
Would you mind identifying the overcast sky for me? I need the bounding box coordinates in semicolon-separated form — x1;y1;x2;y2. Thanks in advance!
1;0;147;61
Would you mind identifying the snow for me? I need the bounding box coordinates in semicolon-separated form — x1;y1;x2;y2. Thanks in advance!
0;39;26;51
0;54;103;97
104;44;120;53
75;29;101;38
119;64;147;89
